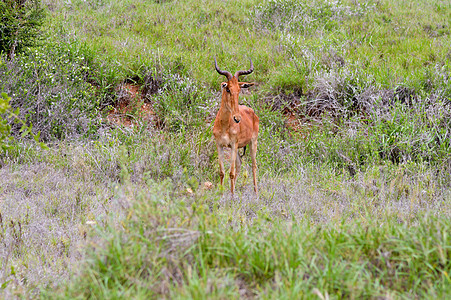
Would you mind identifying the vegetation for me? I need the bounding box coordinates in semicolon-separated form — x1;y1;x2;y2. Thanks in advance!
0;0;450;298
0;42;103;141
0;0;45;59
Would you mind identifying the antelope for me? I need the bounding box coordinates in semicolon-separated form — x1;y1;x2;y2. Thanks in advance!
213;58;259;195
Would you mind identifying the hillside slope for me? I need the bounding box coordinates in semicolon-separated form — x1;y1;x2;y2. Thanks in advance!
0;0;450;298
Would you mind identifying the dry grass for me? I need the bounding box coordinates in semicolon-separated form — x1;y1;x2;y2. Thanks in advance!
1;129;450;297
0;149;127;297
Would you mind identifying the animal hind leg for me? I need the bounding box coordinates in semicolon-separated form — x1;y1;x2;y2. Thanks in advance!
249;139;258;195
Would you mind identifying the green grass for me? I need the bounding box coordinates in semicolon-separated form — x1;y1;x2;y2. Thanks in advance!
2;128;449;298
0;0;450;298
44;163;450;298
44;0;451;91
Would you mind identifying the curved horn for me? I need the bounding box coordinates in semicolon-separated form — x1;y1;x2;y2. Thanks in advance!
214;58;233;80
234;59;254;79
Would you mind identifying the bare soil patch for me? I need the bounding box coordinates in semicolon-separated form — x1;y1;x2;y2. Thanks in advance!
107;83;160;127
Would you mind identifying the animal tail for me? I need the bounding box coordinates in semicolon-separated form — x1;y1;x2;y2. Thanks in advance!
240;146;246;158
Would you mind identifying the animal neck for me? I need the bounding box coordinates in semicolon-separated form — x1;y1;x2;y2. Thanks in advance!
220;90;240;118
218;102;233;123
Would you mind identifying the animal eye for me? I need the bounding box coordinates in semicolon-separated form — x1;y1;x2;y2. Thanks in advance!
226;88;230;93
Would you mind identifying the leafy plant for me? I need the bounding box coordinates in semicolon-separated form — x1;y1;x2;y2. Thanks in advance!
0;41;103;141
0;92;14;149
0;0;45;59
0;91;45;151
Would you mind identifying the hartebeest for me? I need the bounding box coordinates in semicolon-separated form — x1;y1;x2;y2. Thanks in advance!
213;58;259;195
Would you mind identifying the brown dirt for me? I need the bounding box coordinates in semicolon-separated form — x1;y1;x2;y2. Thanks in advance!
107;83;160;127
285;111;310;139
264;91;312;138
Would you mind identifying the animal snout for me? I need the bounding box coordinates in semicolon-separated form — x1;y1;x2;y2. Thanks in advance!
233;115;241;123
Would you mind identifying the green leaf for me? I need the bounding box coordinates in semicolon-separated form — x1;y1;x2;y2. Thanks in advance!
33;131;41;142
0;279;11;290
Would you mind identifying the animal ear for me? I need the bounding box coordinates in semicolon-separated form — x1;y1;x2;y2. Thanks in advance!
239;82;255;89
221;82;228;89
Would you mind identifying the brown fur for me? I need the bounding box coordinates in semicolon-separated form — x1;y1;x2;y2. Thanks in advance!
213;66;259;195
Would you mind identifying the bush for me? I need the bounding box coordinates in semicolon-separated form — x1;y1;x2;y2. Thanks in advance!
0;91;44;152
0;92;13;150
0;0;45;59
0;41;103;141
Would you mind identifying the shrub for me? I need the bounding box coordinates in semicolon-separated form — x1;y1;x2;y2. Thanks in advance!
0;90;44;152
0;92;13;150
0;0;45;59
0;41;103;141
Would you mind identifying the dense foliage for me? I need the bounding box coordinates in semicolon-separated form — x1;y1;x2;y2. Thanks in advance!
0;42;105;141
0;0;44;59
0;92;13;149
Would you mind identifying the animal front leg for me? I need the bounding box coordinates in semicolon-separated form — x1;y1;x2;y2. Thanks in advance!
217;144;225;187
229;142;238;194
235;149;242;188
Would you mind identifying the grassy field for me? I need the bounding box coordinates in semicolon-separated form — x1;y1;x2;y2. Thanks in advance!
1;0;450;298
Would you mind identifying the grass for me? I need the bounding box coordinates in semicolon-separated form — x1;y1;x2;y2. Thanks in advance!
1;129;449;298
0;0;450;298
43;0;451;91
0;151;119;297
42;151;449;298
